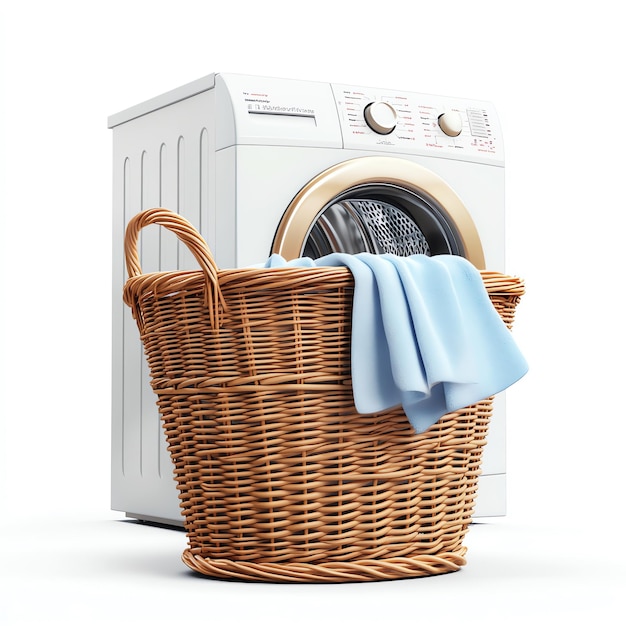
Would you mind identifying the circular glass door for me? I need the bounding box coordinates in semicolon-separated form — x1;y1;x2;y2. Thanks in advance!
272;156;485;269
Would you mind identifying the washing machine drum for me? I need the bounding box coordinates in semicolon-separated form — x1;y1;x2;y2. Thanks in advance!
304;187;451;258
273;157;486;269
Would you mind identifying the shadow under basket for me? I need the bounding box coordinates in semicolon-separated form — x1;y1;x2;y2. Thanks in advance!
123;208;525;583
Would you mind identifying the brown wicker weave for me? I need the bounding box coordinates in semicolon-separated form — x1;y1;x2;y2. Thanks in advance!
123;208;524;583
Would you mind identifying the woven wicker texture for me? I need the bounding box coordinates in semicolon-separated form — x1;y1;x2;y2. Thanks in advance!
124;208;524;583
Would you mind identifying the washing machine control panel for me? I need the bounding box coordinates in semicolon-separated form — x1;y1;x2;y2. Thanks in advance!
215;74;502;165
332;83;503;165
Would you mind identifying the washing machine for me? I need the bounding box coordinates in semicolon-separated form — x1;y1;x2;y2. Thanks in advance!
108;72;506;527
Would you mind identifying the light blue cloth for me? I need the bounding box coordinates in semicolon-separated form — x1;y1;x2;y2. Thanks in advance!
259;253;528;433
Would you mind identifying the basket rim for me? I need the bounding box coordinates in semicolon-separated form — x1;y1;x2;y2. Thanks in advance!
124;266;525;303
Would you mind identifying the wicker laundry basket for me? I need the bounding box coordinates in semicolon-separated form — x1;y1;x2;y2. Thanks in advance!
123;208;524;583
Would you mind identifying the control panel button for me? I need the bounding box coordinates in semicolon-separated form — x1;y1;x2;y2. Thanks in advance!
438;111;463;137
364;101;397;135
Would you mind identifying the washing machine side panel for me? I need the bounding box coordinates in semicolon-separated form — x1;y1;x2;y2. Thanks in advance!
110;88;217;524
111;124;183;521
111;133;142;512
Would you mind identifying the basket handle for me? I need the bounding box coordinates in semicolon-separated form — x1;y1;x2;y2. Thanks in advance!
124;208;226;327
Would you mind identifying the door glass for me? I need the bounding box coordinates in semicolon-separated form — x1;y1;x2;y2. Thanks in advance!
302;184;461;260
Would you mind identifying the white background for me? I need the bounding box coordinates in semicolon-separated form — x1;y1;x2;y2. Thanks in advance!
1;1;624;624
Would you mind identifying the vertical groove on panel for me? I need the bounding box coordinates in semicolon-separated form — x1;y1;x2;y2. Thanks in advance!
141;151;148;212
158;142;166;476
200;128;209;237
121;157;130;476
139;151;148;477
159;143;167;272
177;136;185;267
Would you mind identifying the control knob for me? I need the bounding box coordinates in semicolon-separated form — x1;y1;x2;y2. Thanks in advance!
364;101;397;135
438;111;463;137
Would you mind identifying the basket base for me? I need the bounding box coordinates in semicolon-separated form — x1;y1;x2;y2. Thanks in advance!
181;548;467;583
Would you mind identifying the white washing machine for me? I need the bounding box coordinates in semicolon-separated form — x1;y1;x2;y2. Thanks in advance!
109;72;507;526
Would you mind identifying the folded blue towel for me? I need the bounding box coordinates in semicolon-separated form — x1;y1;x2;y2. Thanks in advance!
260;253;528;433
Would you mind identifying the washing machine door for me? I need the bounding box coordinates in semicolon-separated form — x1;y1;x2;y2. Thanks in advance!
272;156;485;269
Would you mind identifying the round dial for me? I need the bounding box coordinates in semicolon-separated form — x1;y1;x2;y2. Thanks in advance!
364;101;397;135
438;111;463;137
